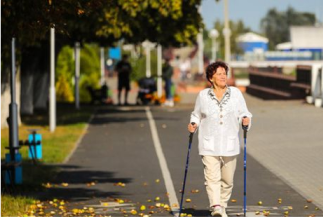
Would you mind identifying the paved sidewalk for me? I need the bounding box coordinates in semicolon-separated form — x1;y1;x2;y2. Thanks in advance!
243;94;323;210
180;90;323;211
107;76;323;210
179;89;323;211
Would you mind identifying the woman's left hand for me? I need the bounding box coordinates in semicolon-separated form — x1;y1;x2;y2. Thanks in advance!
242;117;250;126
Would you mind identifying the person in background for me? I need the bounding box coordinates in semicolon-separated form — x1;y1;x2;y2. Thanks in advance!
187;61;252;217
115;54;132;105
179;58;191;81
162;58;174;107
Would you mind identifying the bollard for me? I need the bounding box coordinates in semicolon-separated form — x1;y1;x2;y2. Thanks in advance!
306;64;322;104
28;130;42;160
5;153;22;184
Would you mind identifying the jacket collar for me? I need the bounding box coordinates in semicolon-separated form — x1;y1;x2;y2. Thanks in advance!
208;86;231;107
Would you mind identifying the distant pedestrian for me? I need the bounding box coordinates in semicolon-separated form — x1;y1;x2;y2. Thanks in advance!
179;58;191;81
187;61;252;217
115;54;132;105
162;58;174;107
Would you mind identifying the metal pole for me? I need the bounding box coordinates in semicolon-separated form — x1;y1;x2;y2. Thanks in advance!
75;42;80;109
212;38;216;63
146;47;151;78
100;47;105;84
49;27;56;132
223;0;231;65
198;32;204;75
9;37;19;161
157;45;162;98
198;6;204;75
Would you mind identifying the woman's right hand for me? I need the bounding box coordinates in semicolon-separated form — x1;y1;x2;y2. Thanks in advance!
188;123;197;133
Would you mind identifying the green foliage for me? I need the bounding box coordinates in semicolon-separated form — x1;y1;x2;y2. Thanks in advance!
55;44;100;103
56;46;75;102
261;7;316;49
56;74;74;102
130;51;158;82
96;0;202;46
79;44;101;102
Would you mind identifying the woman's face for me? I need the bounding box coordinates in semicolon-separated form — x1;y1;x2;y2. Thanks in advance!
211;67;227;88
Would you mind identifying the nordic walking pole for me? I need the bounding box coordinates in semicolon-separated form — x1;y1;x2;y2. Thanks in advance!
179;122;195;217
242;120;248;217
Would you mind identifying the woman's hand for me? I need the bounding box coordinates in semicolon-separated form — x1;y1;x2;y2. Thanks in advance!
242;117;250;126
188;123;197;133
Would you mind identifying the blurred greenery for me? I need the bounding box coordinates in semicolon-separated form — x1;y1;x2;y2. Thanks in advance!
260;7;316;50
130;51;158;82
55;44;101;103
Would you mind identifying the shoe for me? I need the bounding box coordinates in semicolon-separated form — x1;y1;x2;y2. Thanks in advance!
211;206;223;216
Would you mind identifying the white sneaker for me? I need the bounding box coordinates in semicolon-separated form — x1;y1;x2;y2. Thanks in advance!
211;206;223;216
222;208;228;217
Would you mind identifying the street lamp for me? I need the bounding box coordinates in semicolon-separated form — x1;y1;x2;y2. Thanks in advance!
209;29;219;63
142;40;156;78
223;0;231;64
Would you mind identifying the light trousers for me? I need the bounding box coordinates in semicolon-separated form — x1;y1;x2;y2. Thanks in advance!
201;155;237;208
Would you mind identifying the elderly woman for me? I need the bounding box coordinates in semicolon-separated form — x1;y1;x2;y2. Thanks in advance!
188;61;252;217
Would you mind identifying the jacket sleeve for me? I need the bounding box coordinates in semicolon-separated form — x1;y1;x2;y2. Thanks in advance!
237;90;252;131
190;93;202;128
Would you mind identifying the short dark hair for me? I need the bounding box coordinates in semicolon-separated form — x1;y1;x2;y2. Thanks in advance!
205;61;229;83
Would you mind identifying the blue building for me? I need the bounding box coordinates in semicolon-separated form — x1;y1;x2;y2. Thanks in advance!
237;32;269;53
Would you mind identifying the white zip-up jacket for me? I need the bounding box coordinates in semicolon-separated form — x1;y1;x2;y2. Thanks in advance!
190;86;252;156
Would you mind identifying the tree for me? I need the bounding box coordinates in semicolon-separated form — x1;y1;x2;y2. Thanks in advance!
1;0;203;121
260;7;316;50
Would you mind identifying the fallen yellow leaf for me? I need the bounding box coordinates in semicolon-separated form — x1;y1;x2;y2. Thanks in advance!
130;210;137;215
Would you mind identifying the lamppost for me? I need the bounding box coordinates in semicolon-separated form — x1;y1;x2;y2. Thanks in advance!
223;0;231;64
49;27;56;132
209;29;219;63
142;40;156;78
74;42;80;109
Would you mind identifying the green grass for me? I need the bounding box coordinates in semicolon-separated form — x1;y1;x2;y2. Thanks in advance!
234;72;249;79
1;104;95;217
1;194;34;217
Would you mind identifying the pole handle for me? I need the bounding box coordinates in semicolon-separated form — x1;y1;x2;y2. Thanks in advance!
242;116;248;139
189;122;195;143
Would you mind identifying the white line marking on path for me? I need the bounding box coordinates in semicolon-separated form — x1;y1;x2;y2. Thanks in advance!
145;107;179;216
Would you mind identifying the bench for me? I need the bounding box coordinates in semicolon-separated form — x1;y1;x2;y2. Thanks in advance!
246;65;312;100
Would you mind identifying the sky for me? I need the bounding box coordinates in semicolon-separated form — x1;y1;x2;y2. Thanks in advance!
201;0;323;32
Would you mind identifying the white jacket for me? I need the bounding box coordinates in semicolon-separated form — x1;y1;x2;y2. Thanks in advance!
190;87;252;156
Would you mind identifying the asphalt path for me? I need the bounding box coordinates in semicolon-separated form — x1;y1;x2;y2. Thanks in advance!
40;104;323;217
